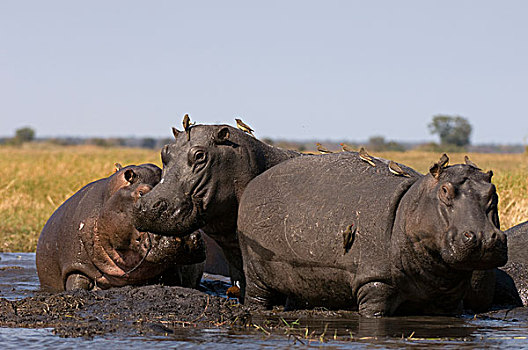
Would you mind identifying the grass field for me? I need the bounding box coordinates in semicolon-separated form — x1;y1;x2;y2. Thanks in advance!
0;144;526;252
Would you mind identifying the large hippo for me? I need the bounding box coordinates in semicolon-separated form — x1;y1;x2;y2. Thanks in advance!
134;124;300;286
237;153;507;316
36;163;206;292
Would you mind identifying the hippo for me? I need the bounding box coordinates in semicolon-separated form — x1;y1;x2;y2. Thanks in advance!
493;221;528;306
203;233;230;276
134;124;300;287
237;153;507;316
36;163;206;292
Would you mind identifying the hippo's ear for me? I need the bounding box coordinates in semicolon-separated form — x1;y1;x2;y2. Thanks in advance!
429;163;443;179
464;155;481;170
114;162;123;173
438;182;455;206
124;169;137;184
172;127;183;140
486;170;494;182
213;127;230;144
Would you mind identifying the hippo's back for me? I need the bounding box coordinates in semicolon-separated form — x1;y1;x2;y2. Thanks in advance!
36;179;106;291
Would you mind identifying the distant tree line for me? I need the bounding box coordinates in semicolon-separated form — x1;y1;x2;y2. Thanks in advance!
1;116;524;154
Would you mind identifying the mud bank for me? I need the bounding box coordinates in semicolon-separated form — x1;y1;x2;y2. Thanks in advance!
0;284;253;338
0;282;525;341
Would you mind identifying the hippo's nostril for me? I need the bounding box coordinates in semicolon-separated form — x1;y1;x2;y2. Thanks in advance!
152;199;168;212
463;231;475;243
491;231;497;240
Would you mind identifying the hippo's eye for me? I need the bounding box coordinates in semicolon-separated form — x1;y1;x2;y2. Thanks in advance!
138;190;144;197
194;150;206;163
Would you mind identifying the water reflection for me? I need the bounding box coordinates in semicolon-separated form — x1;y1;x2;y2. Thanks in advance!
0;253;39;300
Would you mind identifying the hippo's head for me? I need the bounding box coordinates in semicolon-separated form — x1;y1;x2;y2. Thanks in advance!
401;155;507;271
102;164;162;247
134;123;268;237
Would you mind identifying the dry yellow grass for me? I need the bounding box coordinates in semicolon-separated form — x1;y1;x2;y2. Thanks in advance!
377;151;528;230
0;145;526;252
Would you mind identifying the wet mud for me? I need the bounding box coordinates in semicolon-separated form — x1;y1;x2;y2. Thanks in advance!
0;284;249;338
3;253;528;348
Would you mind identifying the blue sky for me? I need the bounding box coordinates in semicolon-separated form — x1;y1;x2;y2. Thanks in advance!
1;1;527;144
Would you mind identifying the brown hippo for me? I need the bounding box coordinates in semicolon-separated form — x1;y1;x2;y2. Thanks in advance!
134;123;300;288
36;163;206;292
237;153;507;316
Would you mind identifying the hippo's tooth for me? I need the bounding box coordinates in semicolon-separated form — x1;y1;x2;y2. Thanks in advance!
160;178;164;184
78;222;84;230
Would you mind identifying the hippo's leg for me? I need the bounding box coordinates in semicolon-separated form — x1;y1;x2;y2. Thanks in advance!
179;263;205;289
464;269;496;312
357;282;398;317
492;269;523;307
155;263;205;289
155;267;183;286
65;273;94;291
243;260;286;308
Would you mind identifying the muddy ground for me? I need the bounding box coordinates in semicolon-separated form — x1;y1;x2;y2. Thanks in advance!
1;254;528;342
0;282;250;338
0;280;526;340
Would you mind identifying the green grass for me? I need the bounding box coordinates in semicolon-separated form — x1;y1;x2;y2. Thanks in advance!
0;144;526;252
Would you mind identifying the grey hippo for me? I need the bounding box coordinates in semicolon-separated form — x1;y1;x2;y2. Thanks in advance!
134;124;300;287
491;220;528;306
36;163;205;292
237;153;507;316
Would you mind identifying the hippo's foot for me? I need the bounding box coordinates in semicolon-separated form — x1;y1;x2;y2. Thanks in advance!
357;282;397;317
244;277;286;309
464;269;496;312
65;273;94;291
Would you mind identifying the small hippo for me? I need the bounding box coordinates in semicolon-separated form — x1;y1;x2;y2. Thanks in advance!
36;163;206;292
237;153;507;316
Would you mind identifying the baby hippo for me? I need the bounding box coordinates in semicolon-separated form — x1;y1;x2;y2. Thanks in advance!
36;163;206;292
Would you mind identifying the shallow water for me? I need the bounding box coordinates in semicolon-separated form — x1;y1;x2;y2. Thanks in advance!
1;253;528;349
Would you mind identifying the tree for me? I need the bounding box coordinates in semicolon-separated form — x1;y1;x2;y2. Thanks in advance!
428;115;472;147
367;135;405;152
14;127;35;143
141;137;157;149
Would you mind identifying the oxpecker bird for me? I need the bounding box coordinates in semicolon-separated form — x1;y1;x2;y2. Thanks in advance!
182;114;194;140
359;147;376;166
388;160;411;177
340;143;354;152
235;118;254;136
316;143;333;154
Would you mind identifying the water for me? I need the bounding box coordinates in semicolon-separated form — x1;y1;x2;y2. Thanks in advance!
1;253;528;349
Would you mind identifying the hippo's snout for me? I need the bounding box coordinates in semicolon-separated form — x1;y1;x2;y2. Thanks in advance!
133;196;166;233
462;231;477;245
151;198;168;212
